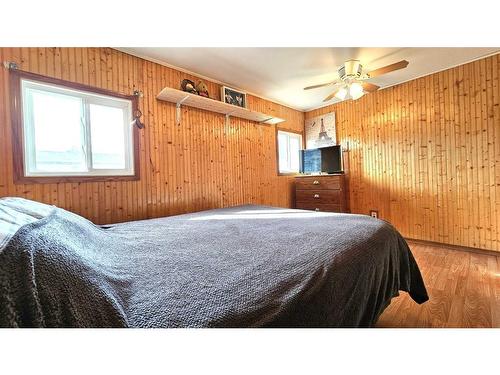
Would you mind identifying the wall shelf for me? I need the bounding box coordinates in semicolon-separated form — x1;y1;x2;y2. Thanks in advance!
157;87;285;126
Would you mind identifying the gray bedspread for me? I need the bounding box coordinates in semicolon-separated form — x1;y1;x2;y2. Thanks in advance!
0;205;427;328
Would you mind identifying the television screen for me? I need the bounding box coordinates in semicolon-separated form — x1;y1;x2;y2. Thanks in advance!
301;145;342;174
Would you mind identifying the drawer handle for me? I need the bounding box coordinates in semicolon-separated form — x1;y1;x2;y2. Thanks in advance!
313;194;320;199
313;180;320;185
315;208;320;212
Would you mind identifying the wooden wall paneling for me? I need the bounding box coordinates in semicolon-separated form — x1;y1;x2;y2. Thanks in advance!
455;63;465;248
195;107;203;210
190;94;198;212
396;81;405;234
472;60;482;249
305;53;500;252
160;66;167;214
1;48;11;198
448;64;457;245
143;58;153;218
163;66;172;215
411;77;419;238
422;76;430;242
450;65;461;246
417;75;425;241
434;69;447;242
149;59;158;218
199;108;214;209
471;60;480;249
436;66;451;243
445;65;460;242
223;114;230;205
483;58;494;251
215;113;223;207
395;82;404;234
157;61;167;217
201;109;210;209
485;56;495;251
474;60;483;249
493;55;500;253
476;59;486;249
233;118;243;205
478;59;488;250
199;105;208;209
205;108;214;209
463;62;472;248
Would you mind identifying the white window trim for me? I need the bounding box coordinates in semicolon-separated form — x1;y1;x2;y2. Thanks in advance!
278;130;302;174
21;78;135;177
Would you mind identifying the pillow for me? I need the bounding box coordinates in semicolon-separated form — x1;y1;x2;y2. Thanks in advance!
0;197;55;251
0;197;54;218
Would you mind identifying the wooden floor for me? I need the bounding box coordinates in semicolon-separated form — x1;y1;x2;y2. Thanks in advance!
376;241;500;328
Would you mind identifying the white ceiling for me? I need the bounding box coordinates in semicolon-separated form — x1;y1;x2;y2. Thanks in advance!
118;47;499;111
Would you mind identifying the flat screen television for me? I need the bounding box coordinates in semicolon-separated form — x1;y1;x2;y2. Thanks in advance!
300;145;343;174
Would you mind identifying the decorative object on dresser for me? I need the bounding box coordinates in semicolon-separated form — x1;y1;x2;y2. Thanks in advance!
295;174;349;213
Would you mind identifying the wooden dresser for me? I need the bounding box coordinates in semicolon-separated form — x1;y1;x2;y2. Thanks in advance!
295;174;349;213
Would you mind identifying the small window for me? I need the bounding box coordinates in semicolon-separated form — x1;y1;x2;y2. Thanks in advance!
11;70;139;183
277;130;302;174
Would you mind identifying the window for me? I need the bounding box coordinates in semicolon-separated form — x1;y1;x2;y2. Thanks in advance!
277;130;302;174
11;70;139;183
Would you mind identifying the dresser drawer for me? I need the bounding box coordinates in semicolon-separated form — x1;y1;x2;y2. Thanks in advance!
296;189;341;204
295;176;342;190
296;202;342;213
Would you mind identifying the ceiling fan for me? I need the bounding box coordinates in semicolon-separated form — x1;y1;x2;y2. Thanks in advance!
304;59;409;102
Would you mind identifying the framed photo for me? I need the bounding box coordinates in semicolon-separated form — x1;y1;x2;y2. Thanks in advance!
304;112;336;149
221;86;247;108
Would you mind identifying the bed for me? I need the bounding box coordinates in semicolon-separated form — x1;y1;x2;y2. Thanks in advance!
0;199;428;327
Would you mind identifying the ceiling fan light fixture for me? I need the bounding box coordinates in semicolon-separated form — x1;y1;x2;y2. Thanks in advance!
343;60;362;78
335;87;348;100
349;82;364;100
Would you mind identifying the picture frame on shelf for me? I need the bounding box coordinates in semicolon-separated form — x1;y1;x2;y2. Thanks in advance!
221;86;247;108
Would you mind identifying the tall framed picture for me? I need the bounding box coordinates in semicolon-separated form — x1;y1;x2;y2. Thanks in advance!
304;112;336;149
221;86;247;108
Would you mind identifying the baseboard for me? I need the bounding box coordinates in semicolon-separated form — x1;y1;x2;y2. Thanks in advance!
405;237;500;257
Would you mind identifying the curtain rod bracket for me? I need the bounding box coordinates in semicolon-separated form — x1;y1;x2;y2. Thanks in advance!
3;61;19;70
133;90;143;98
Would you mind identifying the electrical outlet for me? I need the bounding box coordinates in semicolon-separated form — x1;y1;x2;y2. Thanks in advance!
369;210;378;219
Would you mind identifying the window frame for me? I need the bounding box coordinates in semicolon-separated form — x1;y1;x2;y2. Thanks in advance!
9;69;140;184
276;128;304;176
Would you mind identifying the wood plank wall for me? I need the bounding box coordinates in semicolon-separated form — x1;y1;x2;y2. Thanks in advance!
0;48;304;224
306;53;500;252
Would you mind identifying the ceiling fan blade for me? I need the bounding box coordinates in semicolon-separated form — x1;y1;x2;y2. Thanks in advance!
367;60;409;78
361;82;380;92
323;89;340;102
304;80;337;90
